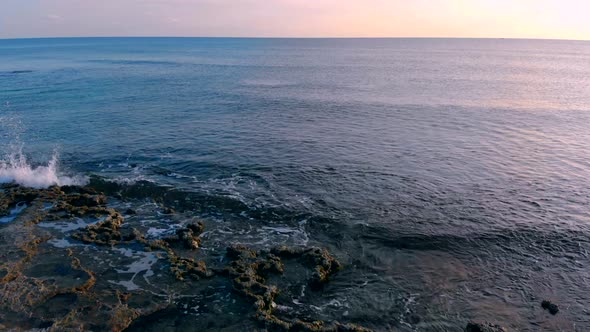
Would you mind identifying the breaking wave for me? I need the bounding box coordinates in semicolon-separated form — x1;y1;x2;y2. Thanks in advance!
0;149;88;188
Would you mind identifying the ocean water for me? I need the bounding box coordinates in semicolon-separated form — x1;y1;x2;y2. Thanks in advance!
1;38;590;330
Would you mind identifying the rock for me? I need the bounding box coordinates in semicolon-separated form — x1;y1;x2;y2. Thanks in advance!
224;244;370;332
60;185;96;194
541;300;559;315
271;246;343;290
169;257;213;280
67;193;107;207
465;322;507;332
187;221;204;234
72;210;126;245
226;244;257;260
163;221;204;249
176;228;200;249
257;254;284;276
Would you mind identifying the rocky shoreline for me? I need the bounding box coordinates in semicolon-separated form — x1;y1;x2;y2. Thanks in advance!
0;183;376;331
0;182;528;331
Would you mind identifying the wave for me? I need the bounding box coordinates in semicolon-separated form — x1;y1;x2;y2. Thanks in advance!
88;59;180;66
0;149;88;188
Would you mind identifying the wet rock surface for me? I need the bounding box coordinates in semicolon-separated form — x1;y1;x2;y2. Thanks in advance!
0;183;374;331
224;244;370;332
541;300;559;315
271;246;343;290
164;221;204;249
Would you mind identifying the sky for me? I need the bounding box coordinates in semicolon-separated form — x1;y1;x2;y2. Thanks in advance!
1;0;590;40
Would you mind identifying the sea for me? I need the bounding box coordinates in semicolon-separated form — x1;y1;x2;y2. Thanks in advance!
1;38;590;331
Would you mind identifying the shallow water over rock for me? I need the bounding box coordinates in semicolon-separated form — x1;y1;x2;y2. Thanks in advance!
0;183;375;331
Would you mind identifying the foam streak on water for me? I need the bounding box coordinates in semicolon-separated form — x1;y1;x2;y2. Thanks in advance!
0;148;87;188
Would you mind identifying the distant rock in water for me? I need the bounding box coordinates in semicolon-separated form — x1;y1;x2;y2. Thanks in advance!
0;70;33;75
541;300;559;315
465;321;507;332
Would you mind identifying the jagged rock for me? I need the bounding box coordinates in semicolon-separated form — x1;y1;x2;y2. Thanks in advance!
465;321;507;332
60;185;97;195
257;254;284;276
163;221;204;249
67;193;107;207
227;244;257;260
124;208;136;215
72;210;127;245
541;300;559;315
271;246;342;290
225;245;370;332
186;221;204;234
169;257;213;280
0;185;61;217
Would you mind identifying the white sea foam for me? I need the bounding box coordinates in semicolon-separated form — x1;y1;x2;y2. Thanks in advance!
0;148;88;188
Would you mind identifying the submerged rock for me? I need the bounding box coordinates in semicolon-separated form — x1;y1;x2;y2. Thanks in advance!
541;300;559;315
271;246;343;290
225;245;370;332
465;322;507;332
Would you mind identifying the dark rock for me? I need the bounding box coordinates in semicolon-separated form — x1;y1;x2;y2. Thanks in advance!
465;322;507;332
72;210;125;245
13;191;39;203
60;186;97;195
226;244;257;260
163;221;205;249
176;228;200;249
169;257;213;280
223;244;370;332
257;254;284;276
271;246;342;290
124;208;137;215
187;221;204;235
541;300;559;315
67;193;107;207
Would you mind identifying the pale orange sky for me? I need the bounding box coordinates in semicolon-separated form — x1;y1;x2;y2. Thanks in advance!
2;0;590;40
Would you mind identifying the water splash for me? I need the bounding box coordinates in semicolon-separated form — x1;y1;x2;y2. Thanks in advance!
0;148;88;188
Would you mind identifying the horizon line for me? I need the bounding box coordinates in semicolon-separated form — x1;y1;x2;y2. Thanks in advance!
1;36;589;42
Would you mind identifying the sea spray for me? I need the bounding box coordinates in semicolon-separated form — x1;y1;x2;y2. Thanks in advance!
0;148;88;188
0;111;87;188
